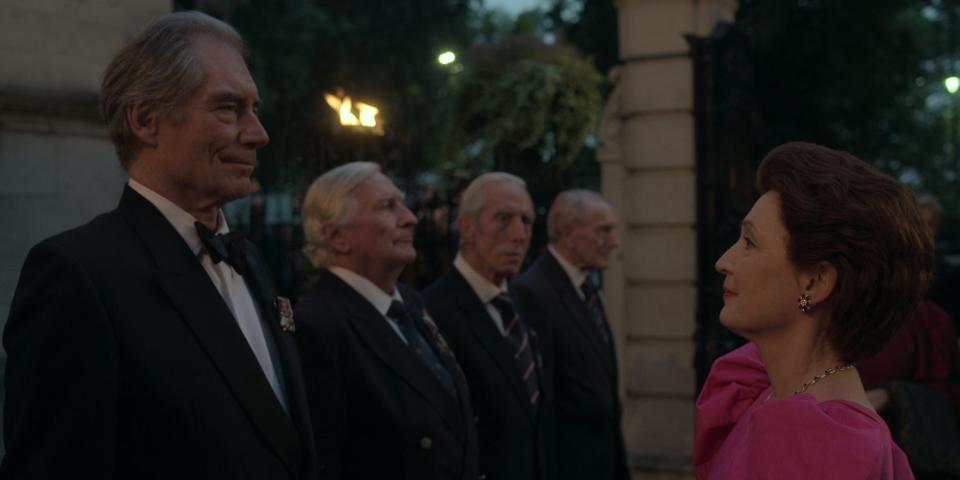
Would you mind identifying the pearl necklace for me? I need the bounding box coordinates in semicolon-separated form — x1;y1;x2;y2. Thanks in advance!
794;363;854;395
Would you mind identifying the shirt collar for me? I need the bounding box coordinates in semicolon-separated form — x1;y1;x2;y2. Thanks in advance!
128;178;229;257
454;252;507;303
328;266;404;317
548;244;589;289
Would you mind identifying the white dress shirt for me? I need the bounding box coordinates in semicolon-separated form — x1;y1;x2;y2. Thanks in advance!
128;179;288;412
328;266;408;344
453;253;510;333
548;245;589;300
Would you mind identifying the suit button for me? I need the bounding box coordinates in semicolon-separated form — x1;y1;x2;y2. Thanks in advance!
420;437;433;450
478;475;487;480
474;416;480;423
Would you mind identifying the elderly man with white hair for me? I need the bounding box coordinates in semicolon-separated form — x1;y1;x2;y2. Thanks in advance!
293;161;478;480
513;189;628;480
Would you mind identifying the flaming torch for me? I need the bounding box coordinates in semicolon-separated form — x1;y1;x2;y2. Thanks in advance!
324;91;384;135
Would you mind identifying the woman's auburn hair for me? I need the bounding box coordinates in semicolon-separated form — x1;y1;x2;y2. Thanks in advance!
757;141;934;360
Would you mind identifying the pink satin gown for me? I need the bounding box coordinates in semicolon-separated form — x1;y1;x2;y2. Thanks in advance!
693;343;915;479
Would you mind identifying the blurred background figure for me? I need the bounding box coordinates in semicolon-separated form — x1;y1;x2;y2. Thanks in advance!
402;173;458;290
918;194;944;241
924;193;960;337
917;193;950;295
857;300;960;479
856;192;960;479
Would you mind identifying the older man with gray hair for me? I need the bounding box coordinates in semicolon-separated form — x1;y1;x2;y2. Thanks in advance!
424;172;551;480
513;189;628;480
294;161;478;480
3;11;317;479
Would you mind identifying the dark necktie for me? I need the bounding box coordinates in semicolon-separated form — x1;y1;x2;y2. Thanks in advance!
195;221;248;275
490;292;541;407
386;300;456;396
580;278;611;344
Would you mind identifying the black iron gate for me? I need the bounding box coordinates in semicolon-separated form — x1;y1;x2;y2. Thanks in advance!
690;22;762;389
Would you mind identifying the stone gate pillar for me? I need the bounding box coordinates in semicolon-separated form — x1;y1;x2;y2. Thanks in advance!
598;1;738;478
0;0;170;330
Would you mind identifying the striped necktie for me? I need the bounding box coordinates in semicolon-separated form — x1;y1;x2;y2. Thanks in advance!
490;292;541;407
580;279;611;344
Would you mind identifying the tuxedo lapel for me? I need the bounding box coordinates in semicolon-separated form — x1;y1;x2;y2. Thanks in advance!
116;187;302;477
541;253;615;380
319;272;466;442
447;270;535;419
242;245;316;478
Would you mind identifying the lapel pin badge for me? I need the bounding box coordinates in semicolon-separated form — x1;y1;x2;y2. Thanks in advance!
421;308;453;357
276;297;295;332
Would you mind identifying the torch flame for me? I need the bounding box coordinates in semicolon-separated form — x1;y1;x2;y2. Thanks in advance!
356;102;378;127
325;94;359;126
325;91;383;134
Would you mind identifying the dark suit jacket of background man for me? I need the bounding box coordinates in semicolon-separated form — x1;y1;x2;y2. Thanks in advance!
513;250;630;480
294;269;479;480
423;267;554;480
1;186;317;479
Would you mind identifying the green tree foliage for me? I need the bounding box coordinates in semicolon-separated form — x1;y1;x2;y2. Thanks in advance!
447;37;603;177
547;0;619;75
438;31;604;252
737;1;960;215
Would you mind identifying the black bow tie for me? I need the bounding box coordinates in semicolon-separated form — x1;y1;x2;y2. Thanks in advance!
195;221;248;275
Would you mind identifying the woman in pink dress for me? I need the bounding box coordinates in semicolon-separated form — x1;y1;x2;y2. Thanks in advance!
693;142;931;479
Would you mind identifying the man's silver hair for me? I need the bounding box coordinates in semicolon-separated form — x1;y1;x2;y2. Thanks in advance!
100;11;245;169
547;189;612;243
302;162;381;268
457;172;527;221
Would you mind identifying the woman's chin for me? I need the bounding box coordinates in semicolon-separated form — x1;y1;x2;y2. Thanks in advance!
718;311;750;337
718;309;734;328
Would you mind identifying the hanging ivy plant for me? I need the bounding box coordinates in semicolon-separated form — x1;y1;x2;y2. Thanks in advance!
446;36;604;175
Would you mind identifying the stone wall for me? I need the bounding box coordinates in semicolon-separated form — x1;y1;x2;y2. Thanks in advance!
0;1;169;93
0;0;171;334
599;1;738;478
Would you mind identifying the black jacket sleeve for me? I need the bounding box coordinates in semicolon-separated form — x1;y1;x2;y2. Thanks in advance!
2;240;120;478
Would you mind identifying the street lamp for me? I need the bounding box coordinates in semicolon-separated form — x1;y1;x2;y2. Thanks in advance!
437;51;456;65
947;76;960;211
946;76;960;94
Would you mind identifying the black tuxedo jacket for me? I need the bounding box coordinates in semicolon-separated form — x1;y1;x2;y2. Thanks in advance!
294;270;479;480
1;186;317;479
423;268;553;480
513;251;629;480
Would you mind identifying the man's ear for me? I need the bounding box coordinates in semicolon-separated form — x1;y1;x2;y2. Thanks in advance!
126;102;160;147
802;261;837;306
323;224;350;255
458;215;475;245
